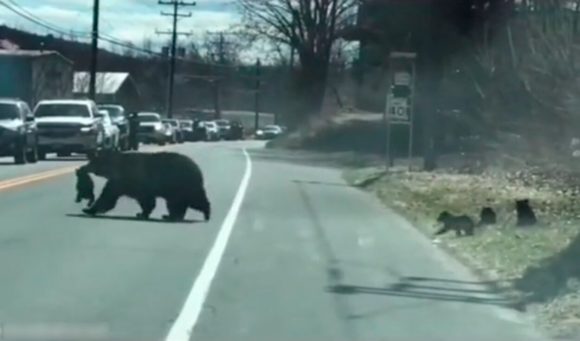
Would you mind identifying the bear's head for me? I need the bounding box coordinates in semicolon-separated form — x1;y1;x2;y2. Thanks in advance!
516;199;530;210
436;211;451;223
85;150;123;179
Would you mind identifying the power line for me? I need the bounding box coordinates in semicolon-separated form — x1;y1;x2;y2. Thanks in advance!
158;0;196;118
0;0;89;39
0;0;241;70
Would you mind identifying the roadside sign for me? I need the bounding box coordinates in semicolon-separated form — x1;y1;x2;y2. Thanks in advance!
384;51;416;170
387;96;409;122
394;72;411;86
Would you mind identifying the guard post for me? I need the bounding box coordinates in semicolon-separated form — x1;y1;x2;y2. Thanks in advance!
385;51;416;170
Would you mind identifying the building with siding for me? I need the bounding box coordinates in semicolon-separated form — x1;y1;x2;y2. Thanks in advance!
0;50;74;107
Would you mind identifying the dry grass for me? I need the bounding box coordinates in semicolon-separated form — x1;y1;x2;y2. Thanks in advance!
346;167;580;338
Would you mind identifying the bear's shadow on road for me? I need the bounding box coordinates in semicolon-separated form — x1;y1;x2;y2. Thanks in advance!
66;213;201;224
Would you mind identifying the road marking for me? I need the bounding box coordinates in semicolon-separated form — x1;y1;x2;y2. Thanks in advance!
0;145;174;192
164;148;252;341
0;166;80;191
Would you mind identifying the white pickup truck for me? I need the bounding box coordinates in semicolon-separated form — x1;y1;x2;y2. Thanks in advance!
33;99;105;159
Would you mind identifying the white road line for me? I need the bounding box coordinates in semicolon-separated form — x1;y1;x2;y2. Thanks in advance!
164;148;253;341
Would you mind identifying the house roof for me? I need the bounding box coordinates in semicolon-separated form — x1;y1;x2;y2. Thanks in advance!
73;72;132;95
0;49;73;64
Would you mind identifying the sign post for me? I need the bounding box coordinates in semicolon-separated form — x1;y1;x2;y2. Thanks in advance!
385;52;416;170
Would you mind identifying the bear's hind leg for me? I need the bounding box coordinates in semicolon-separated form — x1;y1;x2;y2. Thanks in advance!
190;197;210;221
136;195;156;219
163;199;188;222
83;181;121;216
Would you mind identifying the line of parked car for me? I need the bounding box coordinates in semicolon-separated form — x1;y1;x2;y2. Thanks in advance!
0;97;286;165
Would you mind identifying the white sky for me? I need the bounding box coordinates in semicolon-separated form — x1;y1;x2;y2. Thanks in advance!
0;0;248;58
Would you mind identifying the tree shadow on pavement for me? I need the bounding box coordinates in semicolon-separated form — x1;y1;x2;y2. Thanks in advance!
326;276;524;310
48;156;89;162
66;213;200;224
249;148;384;170
513;230;580;305
291;179;354;188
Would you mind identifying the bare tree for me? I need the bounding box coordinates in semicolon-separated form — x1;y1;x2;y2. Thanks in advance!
201;31;246;65
142;37;153;53
238;0;358;123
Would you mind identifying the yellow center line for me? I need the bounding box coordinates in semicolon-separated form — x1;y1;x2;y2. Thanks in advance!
0;145;173;192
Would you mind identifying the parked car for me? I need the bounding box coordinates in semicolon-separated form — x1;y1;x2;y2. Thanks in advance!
204;121;220;141
0;98;39;164
97;104;129;150
191;119;207;142
214;119;231;140
137;112;166;145
95;110;120;150
163;122;177;144
227;120;244;140
163;119;184;143
255;125;284;140
179;119;194;141
34;99;104;159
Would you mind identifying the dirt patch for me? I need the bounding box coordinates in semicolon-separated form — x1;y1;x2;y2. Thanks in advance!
346;166;580;339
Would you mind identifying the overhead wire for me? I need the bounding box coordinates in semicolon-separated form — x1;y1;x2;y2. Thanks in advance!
0;0;241;69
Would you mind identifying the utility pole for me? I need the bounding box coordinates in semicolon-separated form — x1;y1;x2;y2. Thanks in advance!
157;0;196;118
89;0;100;100
254;58;261;131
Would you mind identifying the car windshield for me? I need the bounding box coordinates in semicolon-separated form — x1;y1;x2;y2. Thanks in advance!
139;114;160;122
35;103;91;118
164;120;179;127
96;113;111;125
180;121;193;128
215;120;229;127
0;103;19;119
98;106;123;118
205;122;216;128
264;125;280;132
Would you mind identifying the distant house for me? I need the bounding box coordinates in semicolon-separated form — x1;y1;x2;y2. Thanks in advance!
73;72;142;112
0;50;74;107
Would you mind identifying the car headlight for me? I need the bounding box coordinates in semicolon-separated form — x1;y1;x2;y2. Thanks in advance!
80;125;95;132
154;123;163;131
256;130;263;135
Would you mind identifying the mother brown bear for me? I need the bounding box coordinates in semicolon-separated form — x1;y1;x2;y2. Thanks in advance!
80;150;211;222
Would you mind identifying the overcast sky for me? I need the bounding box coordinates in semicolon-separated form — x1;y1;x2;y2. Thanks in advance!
0;0;241;53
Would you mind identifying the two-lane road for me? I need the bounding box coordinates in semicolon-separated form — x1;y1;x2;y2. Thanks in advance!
0;142;551;341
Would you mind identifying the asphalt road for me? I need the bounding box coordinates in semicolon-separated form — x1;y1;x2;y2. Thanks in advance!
0;141;552;341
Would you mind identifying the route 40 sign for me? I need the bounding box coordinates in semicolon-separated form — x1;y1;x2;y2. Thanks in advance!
387;96;409;122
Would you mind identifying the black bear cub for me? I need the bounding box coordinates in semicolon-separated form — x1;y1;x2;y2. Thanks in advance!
75;166;95;206
516;199;537;226
478;207;497;226
82;150;211;222
435;211;475;237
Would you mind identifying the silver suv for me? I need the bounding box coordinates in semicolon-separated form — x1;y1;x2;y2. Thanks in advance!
137;112;167;145
0;98;39;164
33;99;105;159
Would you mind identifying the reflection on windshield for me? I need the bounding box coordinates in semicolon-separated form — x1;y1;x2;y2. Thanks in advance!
0;104;19;119
163;120;179;127
98;106;122;118
139;115;160;122
35;104;90;118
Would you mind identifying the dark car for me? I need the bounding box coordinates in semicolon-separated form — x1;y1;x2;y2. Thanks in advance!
0;98;39;164
227;120;244;140
179;120;194;141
